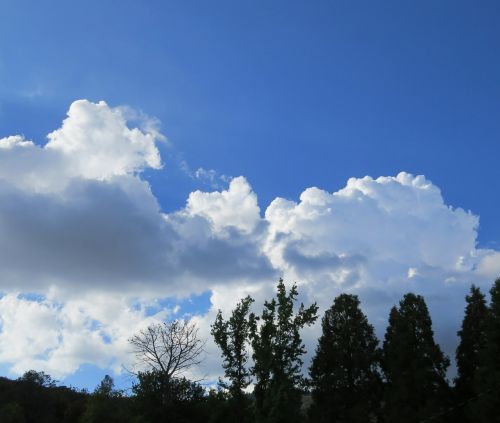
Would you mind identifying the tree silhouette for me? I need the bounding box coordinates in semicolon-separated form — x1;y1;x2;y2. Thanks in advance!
132;371;207;422
80;375;130;423
18;370;56;388
472;278;500;422
211;295;254;421
454;285;488;405
382;293;450;423
249;278;318;423
309;294;381;422
129;320;205;382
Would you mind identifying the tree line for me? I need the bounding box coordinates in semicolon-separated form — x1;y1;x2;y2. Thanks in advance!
0;278;499;422
211;278;500;422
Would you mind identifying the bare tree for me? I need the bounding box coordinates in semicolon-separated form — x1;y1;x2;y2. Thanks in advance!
129;320;205;382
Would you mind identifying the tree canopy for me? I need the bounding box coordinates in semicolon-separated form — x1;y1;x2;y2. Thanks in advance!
455;285;488;404
249;278;318;423
211;295;254;421
309;293;381;422
382;293;450;423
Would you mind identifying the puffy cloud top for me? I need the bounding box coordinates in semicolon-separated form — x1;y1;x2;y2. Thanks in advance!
46;100;162;180
187;176;261;233
0;135;34;149
266;172;478;273
0;100;162;193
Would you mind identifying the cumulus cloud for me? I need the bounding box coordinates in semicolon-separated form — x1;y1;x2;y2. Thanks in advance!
186;176;261;234
0;100;272;298
477;251;500;278
0;100;162;193
0;99;499;381
46;99;162;180
0;293;174;378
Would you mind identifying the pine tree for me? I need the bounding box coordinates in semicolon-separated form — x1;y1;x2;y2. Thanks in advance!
211;295;254;421
382;293;450;423
473;278;500;422
455;285;488;403
309;294;381;423
249;278;318;423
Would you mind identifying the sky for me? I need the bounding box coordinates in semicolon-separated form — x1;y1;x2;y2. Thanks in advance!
0;0;499;391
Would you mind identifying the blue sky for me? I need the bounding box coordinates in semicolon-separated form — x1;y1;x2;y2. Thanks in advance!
0;0;499;390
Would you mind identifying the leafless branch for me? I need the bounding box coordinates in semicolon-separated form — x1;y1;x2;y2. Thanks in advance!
129;320;206;382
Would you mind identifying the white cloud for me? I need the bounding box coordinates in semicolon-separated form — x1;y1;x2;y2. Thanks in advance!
46;99;162;180
0;99;499;382
0;293;173;378
0;101;272;298
186;176;261;234
477;251;500;279
0;100;163;193
265;173;478;274
0;135;34;149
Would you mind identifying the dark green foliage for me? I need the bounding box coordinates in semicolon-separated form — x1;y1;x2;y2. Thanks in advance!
382;293;450;423
94;374;117;397
249;278;318;423
0;374;87;422
204;388;253;423
309;294;382;422
211;295;254;421
0;402;26;423
472;278;500;422
454;285;488;405
18;370;56;388
80;375;132;423
132;370;208;422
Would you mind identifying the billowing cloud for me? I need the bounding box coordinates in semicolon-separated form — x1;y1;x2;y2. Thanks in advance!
46;99;162;180
0;100;273;297
186;176;261;234
0;99;498;380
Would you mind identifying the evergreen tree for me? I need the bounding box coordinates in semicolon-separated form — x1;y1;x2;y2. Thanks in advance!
249;278;318;423
309;294;381;422
473;278;500;422
211;295;254;421
455;285;488;403
382;293;450;423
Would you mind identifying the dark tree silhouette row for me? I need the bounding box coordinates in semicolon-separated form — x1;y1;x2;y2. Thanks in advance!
0;278;499;422
211;278;500;423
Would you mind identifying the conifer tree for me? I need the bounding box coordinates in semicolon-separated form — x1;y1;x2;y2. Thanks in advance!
455;285;488;403
211;295;254;421
249;278;318;423
309;294;381;423
382;293;450;423
473;278;500;422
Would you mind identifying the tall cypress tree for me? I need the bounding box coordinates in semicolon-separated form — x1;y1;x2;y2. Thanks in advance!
382;293;450;423
473;278;500;422
309;294;381;423
249;278;318;423
455;285;488;403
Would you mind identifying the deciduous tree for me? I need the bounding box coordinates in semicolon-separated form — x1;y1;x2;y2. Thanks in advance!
249;278;318;423
129;320;205;383
211;295;254;421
